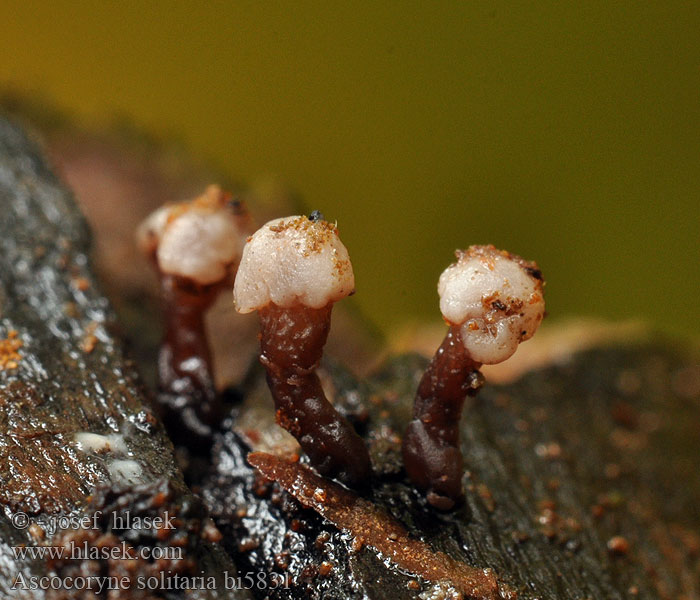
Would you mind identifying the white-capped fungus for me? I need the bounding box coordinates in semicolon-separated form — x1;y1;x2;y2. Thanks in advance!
137;184;250;450
234;213;371;487
403;245;545;509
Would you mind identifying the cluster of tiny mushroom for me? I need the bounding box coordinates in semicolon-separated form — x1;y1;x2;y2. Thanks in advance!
138;187;545;507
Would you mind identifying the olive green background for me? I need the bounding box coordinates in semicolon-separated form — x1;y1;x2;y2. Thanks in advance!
3;2;698;339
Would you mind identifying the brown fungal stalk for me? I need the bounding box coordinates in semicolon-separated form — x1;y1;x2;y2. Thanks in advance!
233;213;371;487
137;185;250;450
403;245;545;509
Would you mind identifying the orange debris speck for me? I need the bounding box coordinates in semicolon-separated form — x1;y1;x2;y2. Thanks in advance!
80;321;99;354
0;331;23;370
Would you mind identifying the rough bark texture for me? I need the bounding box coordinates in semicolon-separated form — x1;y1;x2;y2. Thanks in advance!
0;117;247;599
1;115;698;600
203;348;700;600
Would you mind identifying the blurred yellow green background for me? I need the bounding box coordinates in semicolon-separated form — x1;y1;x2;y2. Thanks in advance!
2;2;699;339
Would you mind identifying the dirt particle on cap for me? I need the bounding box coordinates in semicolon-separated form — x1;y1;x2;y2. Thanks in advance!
607;536;630;555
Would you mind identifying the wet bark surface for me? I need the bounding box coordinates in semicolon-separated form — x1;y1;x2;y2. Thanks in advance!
0;117;246;599
202;348;699;600
1;115;699;599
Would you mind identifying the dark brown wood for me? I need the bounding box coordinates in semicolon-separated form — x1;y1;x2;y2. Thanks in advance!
0;116;248;599
214;344;700;599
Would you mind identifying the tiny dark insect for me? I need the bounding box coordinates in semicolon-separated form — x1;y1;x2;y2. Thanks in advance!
525;266;543;280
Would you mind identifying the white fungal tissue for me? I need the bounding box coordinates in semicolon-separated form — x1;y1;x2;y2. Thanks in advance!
108;459;144;485
438;245;545;364
74;431;144;485
137;185;249;285
74;432;128;454
233;215;355;313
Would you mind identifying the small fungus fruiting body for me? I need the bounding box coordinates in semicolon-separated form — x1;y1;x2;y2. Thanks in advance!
137;185;250;450
234;215;371;487
403;245;545;509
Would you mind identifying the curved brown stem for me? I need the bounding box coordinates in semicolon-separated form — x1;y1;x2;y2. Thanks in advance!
258;304;371;488
157;274;223;452
402;326;483;510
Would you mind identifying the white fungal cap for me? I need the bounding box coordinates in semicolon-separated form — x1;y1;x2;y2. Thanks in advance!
137;185;250;285
438;245;545;364
233;215;355;313
136;204;171;258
